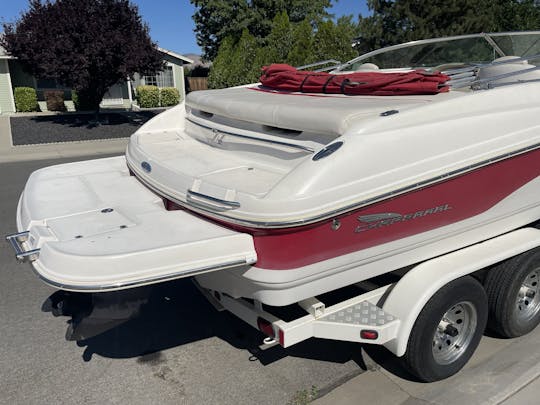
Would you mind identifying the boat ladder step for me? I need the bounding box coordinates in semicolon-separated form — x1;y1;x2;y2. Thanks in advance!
5;231;40;262
318;300;396;326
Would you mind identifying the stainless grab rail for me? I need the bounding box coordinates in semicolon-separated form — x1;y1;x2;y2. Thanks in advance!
186;190;241;211
6;231;40;262
448;65;540;89
443;52;540;89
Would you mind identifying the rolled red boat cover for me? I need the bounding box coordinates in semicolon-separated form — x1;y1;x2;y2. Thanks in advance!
260;64;450;96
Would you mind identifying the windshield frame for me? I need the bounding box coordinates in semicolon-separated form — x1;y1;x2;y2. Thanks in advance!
336;31;540;72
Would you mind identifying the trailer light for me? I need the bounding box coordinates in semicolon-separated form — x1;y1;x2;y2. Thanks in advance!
360;330;378;340
278;329;285;346
257;317;275;338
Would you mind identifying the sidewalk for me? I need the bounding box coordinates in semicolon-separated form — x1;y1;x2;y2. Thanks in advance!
0;115;129;163
313;326;540;405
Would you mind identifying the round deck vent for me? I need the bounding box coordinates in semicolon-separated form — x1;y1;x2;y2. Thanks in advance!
312;141;343;161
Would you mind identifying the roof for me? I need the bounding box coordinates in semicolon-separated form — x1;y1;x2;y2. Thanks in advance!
0;43;192;63
183;53;212;69
158;47;194;64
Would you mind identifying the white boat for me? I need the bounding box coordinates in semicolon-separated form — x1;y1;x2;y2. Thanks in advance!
8;31;540;381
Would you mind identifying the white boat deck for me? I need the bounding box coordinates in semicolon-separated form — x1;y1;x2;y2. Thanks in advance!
16;156;256;291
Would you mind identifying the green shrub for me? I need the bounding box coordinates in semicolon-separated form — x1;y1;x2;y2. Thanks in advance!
14;87;38;112
71;90;79;110
71;90;95;111
160;87;180;107
44;90;66;111
136;85;160;108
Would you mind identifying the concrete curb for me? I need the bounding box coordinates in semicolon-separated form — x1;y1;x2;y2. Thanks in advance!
0;115;128;163
313;327;540;405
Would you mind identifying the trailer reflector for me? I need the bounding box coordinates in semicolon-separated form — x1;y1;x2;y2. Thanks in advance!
278;329;285;346
360;330;379;340
257;317;275;338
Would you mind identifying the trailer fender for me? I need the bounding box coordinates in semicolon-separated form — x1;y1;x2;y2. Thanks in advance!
382;227;540;357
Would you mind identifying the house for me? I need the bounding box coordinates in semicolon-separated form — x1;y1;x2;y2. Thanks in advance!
0;45;193;113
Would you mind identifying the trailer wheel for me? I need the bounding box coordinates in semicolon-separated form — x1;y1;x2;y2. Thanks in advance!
403;276;488;382
484;248;540;338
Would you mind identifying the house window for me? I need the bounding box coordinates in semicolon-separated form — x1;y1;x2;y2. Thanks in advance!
144;65;174;88
36;78;64;89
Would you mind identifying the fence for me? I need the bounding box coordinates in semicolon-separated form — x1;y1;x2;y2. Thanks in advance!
187;77;208;92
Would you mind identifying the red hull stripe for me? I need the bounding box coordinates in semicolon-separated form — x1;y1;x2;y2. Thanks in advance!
248;148;540;270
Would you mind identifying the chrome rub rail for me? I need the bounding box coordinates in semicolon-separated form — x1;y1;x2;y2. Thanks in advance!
32;258;250;292
128;140;540;229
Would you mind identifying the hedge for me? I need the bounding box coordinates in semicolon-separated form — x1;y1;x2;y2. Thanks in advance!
160;87;180;107
44;90;66;111
136;85;160;108
71;90;97;111
14;87;38;112
71;90;79;110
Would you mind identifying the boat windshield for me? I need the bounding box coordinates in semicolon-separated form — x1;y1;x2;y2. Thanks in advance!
338;32;540;72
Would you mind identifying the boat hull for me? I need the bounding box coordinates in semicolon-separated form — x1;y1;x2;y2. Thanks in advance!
12;147;540;304
240;145;540;270
196;171;540;306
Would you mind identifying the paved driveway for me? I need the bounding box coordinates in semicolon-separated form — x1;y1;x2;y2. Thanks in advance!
0;156;366;405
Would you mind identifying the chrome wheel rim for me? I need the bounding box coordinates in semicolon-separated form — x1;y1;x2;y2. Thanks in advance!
432;301;477;365
515;268;540;323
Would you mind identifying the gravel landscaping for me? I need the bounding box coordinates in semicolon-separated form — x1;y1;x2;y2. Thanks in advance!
10;111;161;145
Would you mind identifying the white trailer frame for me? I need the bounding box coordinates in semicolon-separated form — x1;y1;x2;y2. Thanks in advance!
196;227;540;357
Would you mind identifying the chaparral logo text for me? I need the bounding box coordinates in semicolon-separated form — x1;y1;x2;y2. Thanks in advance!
355;204;452;233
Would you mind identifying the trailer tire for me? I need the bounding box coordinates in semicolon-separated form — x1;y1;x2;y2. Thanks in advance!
484;248;540;338
403;276;487;382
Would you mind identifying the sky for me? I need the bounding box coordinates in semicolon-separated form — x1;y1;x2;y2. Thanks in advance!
0;0;370;55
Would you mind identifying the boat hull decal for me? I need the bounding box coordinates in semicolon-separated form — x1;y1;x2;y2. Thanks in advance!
248;147;540;269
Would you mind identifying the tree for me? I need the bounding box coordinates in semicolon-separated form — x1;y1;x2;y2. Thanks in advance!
267;11;294;63
313;17;359;64
191;0;251;62
1;0;163;115
247;11;294;82
495;0;540;31
261;11;294;65
208;30;259;88
228;29;259;85
190;0;331;60
207;36;236;89
357;0;540;53
287;19;316;68
208;10;360;89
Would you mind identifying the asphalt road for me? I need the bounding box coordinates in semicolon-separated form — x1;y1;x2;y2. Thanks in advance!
0;156;368;405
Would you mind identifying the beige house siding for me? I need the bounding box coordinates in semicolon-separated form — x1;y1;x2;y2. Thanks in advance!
172;63;185;101
162;54;185;100
0;60;16;113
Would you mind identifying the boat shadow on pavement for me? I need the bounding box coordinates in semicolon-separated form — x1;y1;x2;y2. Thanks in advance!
40;278;379;373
